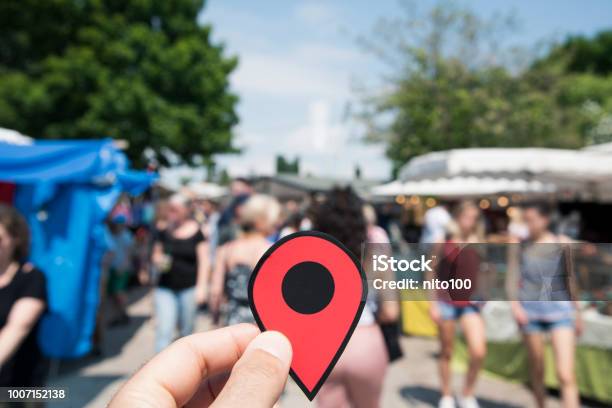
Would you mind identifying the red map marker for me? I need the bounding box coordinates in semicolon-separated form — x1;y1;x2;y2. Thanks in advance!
249;231;367;400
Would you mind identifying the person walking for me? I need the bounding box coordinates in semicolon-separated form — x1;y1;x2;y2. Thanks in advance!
106;213;134;326
210;194;280;325
216;178;253;246
428;201;487;408
313;188;395;408
421;203;451;246
151;194;209;352
508;203;582;408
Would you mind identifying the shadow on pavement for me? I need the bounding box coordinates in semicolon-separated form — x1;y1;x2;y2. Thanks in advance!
399;385;522;408
125;285;150;307
48;314;148;377
48;374;122;408
546;388;609;408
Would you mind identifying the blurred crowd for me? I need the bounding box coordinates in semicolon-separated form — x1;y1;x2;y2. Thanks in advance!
89;178;402;407
2;177;611;408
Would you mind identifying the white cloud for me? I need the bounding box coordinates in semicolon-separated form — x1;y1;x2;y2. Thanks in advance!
216;100;391;179
202;1;390;180
232;53;343;99
280;100;348;153
295;43;362;65
310;100;330;151
215;141;390;180
232;44;364;100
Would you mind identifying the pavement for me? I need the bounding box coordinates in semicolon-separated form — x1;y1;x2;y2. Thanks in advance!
46;288;570;408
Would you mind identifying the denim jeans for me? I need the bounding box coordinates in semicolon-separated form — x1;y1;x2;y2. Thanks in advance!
154;286;196;352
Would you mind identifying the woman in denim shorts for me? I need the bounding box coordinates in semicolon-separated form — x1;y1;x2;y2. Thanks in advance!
429;201;486;408
510;203;582;408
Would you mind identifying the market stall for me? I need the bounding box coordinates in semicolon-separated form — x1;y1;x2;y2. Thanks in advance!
376;146;612;403
372;176;556;198
396;147;612;201
0;138;156;358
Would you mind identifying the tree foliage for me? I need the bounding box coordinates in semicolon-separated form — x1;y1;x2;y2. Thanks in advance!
534;30;612;146
360;1;612;174
276;155;300;175
536;30;612;75
0;0;238;166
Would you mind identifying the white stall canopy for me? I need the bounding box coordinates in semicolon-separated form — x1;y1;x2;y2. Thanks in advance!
583;142;612;153
372;176;556;198
399;148;612;183
391;147;612;201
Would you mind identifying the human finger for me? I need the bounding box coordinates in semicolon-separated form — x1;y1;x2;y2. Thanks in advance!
109;323;260;407
210;331;292;408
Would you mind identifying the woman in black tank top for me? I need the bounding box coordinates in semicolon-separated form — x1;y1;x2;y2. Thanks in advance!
0;205;47;388
152;195;209;352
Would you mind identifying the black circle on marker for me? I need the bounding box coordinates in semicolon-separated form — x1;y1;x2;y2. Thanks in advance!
282;261;335;314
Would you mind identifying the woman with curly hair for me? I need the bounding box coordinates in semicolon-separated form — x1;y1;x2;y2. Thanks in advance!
312;187;395;408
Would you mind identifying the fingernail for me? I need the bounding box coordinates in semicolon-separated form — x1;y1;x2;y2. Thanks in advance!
245;331;292;365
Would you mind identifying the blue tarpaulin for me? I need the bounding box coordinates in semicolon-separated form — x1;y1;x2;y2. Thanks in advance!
0;139;156;358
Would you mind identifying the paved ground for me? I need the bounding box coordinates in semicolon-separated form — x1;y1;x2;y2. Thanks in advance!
47;289;569;408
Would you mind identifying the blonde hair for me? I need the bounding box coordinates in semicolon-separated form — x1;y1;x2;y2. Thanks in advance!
239;194;281;232
447;200;485;242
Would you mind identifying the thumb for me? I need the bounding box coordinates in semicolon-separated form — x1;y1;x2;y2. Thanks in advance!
211;331;292;408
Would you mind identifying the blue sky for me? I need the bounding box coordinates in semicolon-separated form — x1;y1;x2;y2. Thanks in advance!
199;0;612;180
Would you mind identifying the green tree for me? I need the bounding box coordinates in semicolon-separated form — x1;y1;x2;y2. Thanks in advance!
358;1;593;175
217;168;231;186
276;155;300;174
0;0;238;166
533;31;612;146
535;30;612;75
